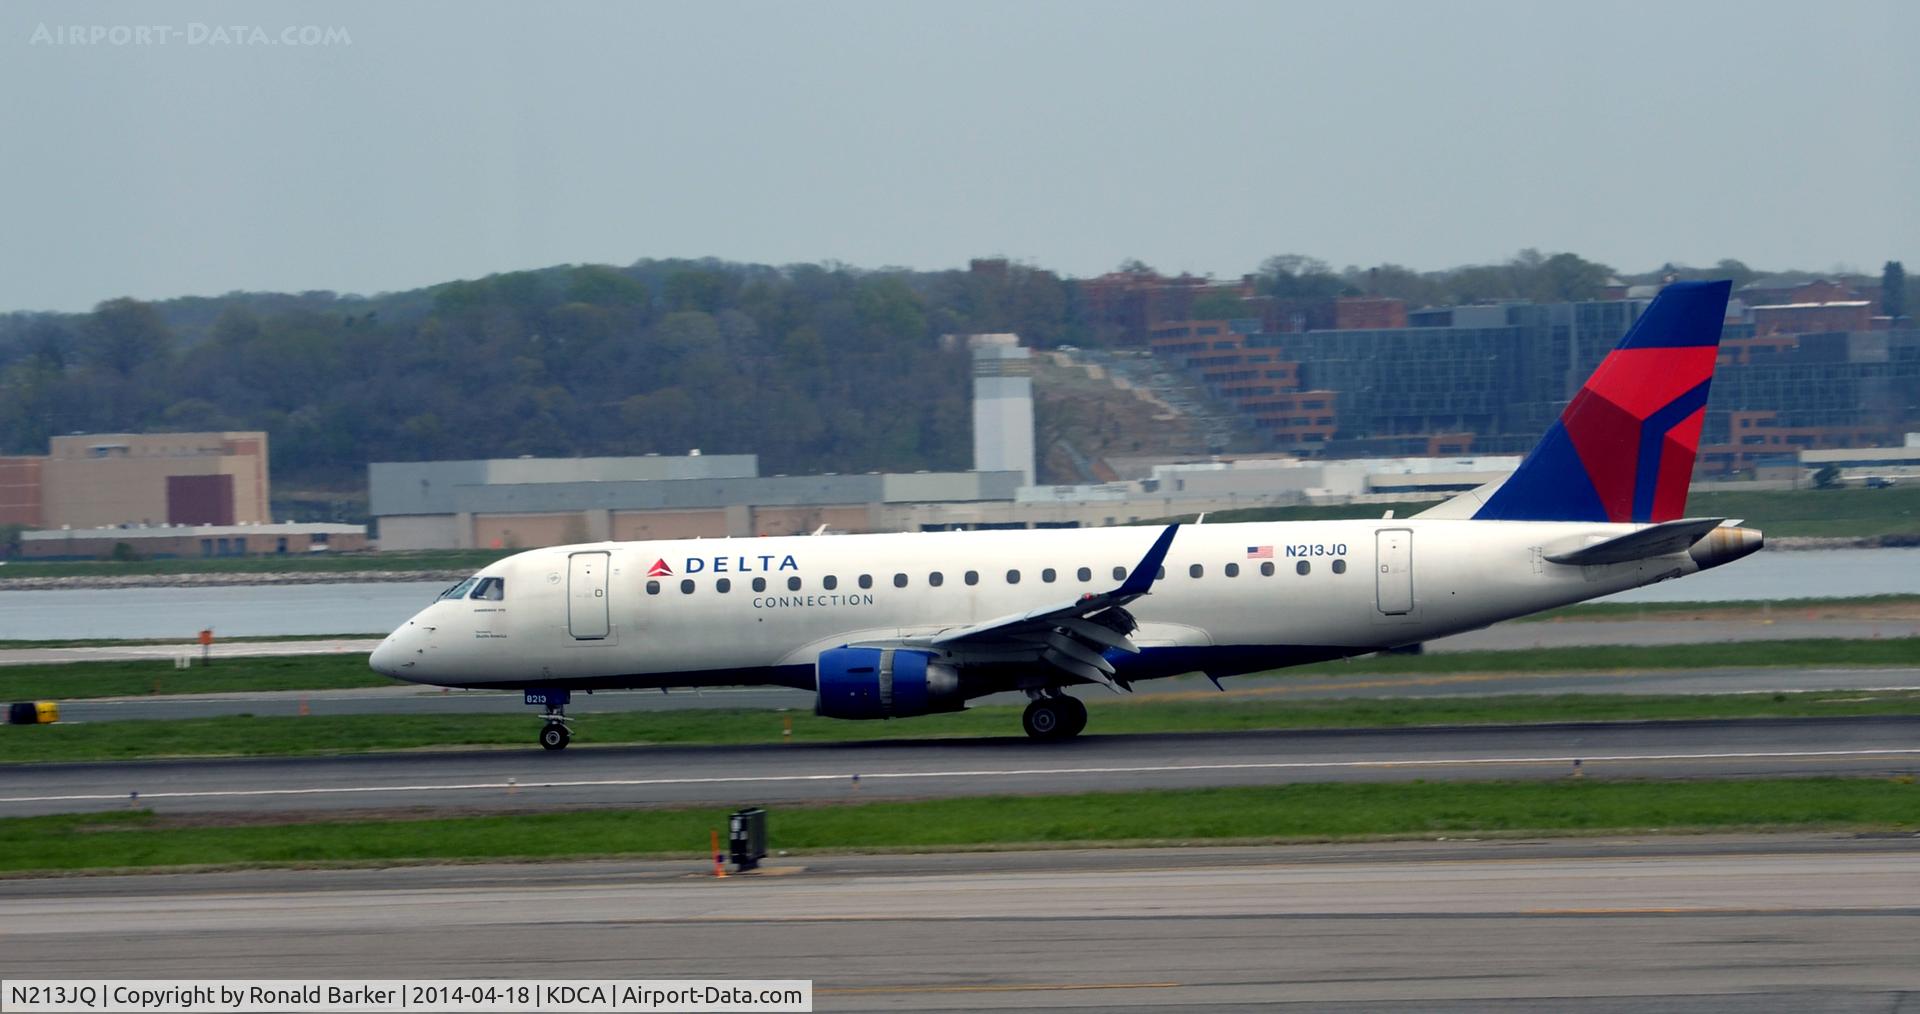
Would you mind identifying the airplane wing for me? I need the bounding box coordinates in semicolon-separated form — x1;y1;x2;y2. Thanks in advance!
894;524;1180;691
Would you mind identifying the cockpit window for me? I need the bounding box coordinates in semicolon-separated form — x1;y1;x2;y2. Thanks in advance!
470;577;505;601
439;577;479;601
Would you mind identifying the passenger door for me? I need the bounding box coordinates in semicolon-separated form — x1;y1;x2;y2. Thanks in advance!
1375;528;1413;615
568;551;611;639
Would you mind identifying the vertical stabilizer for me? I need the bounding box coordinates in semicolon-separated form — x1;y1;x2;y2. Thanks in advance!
1472;280;1730;523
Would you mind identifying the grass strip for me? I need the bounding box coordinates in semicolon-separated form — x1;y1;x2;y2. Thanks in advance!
1289;638;1920;673
1524;593;1920;621
0;633;381;650
6;690;1920;764
0;655;390;702
2;778;1914;874
5;637;1916;704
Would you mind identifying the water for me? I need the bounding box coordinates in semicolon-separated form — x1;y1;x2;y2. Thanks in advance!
1598;547;1920;603
0;549;1914;641
0;582;446;641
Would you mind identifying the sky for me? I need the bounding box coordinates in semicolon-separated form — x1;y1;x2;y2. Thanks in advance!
3;0;1916;312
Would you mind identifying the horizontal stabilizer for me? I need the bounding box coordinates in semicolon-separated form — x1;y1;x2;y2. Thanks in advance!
1543;517;1726;565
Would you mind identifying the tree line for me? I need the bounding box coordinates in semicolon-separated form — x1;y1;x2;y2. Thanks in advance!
0;253;1904;491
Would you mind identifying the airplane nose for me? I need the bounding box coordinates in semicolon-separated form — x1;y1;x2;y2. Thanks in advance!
369;624;420;679
369;636;401;678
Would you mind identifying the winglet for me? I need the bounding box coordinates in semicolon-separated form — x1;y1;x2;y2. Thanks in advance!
1116;524;1179;598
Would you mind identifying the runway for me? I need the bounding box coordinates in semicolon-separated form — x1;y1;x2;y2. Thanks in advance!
5;716;1918;818
2;835;1917;1009
44;665;1920;722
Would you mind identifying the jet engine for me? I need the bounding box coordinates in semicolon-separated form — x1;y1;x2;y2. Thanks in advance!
815;646;964;719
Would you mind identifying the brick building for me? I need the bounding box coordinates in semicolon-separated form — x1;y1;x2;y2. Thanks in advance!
1333;296;1409;330
0;457;42;527
1751;301;1873;336
1149;320;1339;449
0;432;271;530
1075;271;1213;344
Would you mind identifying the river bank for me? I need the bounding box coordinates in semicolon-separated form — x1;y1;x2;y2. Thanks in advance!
0;570;469;591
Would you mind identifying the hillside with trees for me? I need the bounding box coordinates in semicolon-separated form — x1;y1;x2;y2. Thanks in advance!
0;252;1906;498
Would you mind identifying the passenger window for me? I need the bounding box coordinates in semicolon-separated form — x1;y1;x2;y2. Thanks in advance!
1296;560;1311;575
929;571;944;587
1006;569;1021;584
823;575;838;590
646;580;661;595
1332;559;1347;575
752;577;767;593
1077;567;1091;582
787;576;802;591
893;573;908;588
716;578;731;593
858;574;873;589
680;579;695;594
1189;564;1203;578
1042;568;1057;583
1113;566;1126;581
964;570;979;586
1260;562;1275;577
470;577;505;601
1225;563;1239;577
1156;566;1165;579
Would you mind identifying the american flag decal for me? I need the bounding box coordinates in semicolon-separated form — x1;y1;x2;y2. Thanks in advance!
1247;546;1273;559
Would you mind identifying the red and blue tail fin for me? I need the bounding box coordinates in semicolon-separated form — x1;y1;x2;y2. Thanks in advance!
1474;279;1731;524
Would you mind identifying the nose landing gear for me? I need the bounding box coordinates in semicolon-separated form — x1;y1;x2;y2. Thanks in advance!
525;689;573;751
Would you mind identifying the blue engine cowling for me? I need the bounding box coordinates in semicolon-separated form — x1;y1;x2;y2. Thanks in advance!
815;647;964;720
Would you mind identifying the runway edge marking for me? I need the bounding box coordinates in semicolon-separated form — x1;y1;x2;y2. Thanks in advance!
6;748;1920;805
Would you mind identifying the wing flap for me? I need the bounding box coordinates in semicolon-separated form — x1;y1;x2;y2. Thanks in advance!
1055;615;1139;653
1045;631;1117;674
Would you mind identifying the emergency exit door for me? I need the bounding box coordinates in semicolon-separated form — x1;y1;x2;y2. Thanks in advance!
1375;528;1413;615
568;551;611;639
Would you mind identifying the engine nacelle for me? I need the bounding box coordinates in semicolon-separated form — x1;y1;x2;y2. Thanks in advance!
815;647;964;720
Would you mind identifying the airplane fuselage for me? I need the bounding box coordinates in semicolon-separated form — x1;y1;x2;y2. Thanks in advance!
371;518;1744;695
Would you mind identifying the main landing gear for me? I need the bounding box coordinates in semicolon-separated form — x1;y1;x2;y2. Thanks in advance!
1022;691;1088;742
526;689;572;750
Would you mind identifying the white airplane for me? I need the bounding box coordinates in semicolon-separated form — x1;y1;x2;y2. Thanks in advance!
372;280;1761;749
